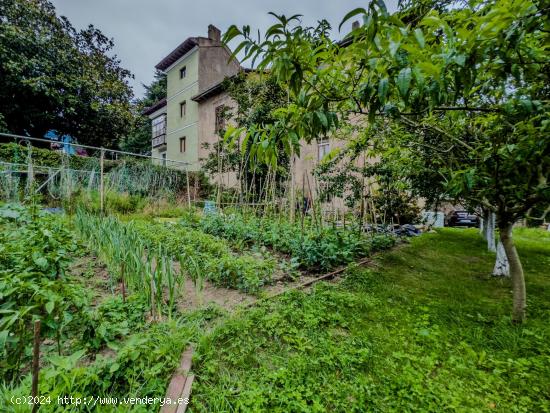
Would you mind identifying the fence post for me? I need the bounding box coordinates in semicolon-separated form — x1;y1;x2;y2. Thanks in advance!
99;148;105;214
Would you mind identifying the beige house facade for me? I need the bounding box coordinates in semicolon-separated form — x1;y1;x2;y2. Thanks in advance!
144;25;240;172
145;25;369;209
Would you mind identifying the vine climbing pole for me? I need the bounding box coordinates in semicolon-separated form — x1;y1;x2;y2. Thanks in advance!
185;168;191;208
31;319;41;413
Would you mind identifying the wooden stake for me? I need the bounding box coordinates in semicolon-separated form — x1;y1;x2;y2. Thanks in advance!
185;169;191;208
31;319;41;413
305;172;319;230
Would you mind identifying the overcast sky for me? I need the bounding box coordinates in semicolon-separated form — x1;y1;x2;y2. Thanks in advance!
50;0;398;98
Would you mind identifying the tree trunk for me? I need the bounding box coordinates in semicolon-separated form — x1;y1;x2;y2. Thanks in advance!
492;240;510;277
487;212;496;252
500;223;526;323
289;150;296;223
480;209;488;238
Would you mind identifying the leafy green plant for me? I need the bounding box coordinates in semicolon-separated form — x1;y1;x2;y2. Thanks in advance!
0;204;86;381
195;212;396;271
191;229;550;412
81;294;148;352
1;318;205;413
74;211;192;320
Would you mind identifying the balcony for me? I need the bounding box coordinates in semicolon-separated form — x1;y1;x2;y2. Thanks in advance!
151;114;167;148
152;132;166;148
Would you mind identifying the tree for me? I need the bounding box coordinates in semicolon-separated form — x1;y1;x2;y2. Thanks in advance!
202;72;289;203
120;71;167;154
0;0;134;148
314;121;422;224
224;0;549;322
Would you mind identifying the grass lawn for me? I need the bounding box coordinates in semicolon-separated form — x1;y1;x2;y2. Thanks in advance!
190;228;550;412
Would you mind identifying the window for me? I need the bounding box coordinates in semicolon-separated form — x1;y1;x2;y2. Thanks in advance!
318;140;330;160
179;66;186;79
180;101;186;117
215;105;226;133
160;152;167;166
180;137;186;153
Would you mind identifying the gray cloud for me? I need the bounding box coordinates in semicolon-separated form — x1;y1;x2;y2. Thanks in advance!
50;0;398;98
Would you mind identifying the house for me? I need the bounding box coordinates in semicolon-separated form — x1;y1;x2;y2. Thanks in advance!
144;25;240;178
144;24;365;211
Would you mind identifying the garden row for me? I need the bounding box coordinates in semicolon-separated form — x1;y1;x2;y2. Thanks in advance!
76;211;275;297
129;218;276;293
186;212;397;271
0;205;156;374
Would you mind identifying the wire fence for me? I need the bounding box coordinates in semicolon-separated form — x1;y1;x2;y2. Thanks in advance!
0;132;200;210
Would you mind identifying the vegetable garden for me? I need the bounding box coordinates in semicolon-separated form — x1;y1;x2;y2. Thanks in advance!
0;198;398;412
1;0;548;410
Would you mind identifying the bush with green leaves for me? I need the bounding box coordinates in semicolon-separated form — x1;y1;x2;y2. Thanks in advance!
81;295;149;352
0;204;88;381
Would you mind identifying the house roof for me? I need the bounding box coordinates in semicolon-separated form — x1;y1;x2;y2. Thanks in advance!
191;80;226;103
155;37;199;71
142;98;167;116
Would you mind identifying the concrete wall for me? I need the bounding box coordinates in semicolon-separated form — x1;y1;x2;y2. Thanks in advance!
198;39;240;92
293;113;378;212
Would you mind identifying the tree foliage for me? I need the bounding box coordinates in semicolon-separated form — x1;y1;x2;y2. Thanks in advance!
0;0;134;147
202;72;289;199
119;71;167;154
225;0;549;321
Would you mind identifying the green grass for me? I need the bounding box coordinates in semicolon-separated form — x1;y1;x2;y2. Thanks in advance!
190;228;550;412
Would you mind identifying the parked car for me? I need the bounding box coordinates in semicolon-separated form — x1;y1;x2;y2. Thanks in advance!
446;210;480;227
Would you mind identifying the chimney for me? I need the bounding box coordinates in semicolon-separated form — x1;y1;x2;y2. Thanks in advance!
352;20;360;30
208;24;221;42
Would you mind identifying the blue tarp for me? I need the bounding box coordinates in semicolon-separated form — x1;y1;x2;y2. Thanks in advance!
44;130;76;155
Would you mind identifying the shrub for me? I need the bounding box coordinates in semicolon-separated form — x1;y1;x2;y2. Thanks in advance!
0;204;87;381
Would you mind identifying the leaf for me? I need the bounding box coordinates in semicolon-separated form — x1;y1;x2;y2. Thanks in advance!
389;40;401;57
316;111;328;128
0;208;20;219
414;28;425;48
32;254;48;270
222;25;242;43
396;68;412;97
453;54;466;67
0;330;8;350
378;78;389;104
110;362;120;373
45;301;55;314
339;8;367;31
374;0;388;16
